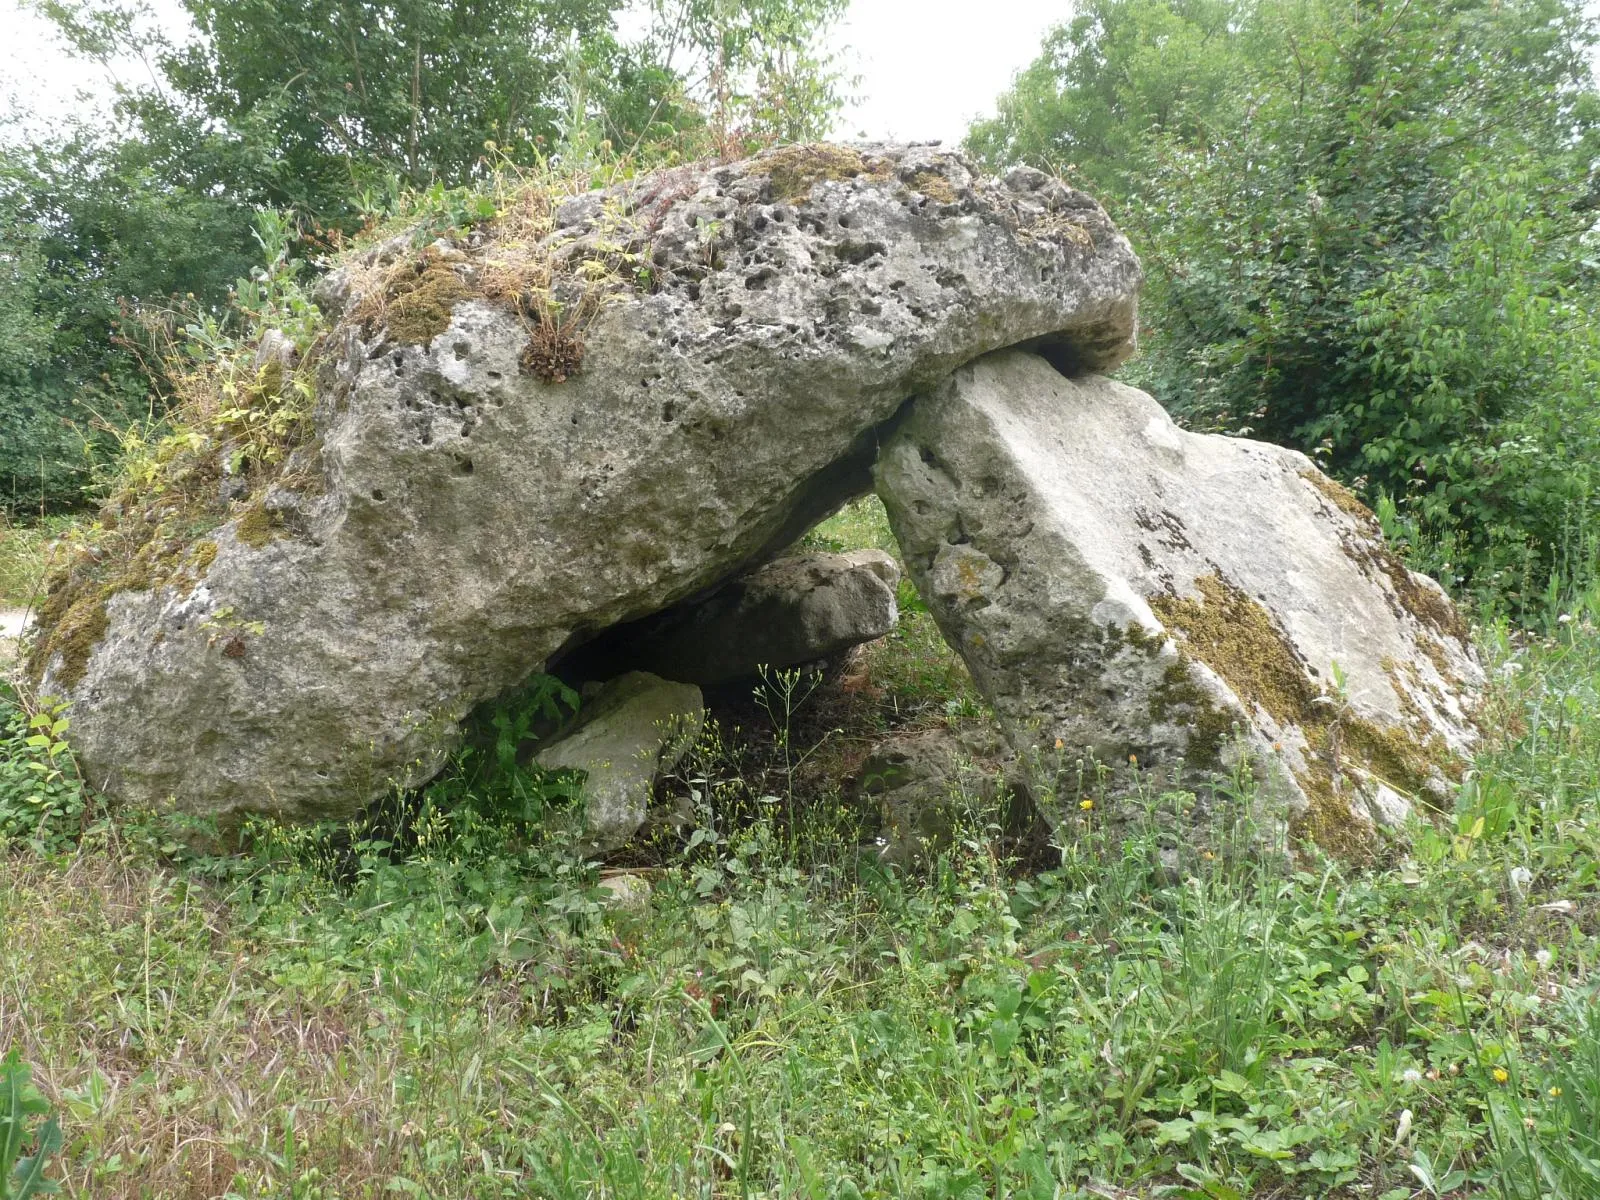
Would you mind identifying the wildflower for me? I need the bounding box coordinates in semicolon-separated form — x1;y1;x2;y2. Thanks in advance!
1535;949;1553;969
1550;1086;1563;1098
1054;738;1065;750
1202;850;1215;861
1493;1067;1510;1084
1271;741;1283;752
1128;753;1137;765
1559;613;1574;624
1401;1068;1422;1085
1079;799;1094;811
1392;1108;1413;1146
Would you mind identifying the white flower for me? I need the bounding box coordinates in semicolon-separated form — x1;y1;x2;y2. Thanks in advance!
1401;1068;1423;1085
1559;613;1574;624
1509;866;1533;895
1393;1108;1414;1147
1536;949;1553;969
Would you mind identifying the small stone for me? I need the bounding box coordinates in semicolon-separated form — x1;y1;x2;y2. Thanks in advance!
534;671;705;850
596;872;653;911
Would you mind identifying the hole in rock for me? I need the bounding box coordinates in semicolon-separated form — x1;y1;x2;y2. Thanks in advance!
452;455;474;476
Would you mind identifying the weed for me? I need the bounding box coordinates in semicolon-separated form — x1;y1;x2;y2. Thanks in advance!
0;1048;60;1199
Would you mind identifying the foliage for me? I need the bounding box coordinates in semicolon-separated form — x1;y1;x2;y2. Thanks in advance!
972;0;1600;608
0;688;84;855
0;1048;60;1199
7;575;1600;1195
0;126;253;512
0;517;75;609
641;0;851;154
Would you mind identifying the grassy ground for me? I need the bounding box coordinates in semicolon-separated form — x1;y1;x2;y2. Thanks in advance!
0;514;77;609
3;501;1599;1199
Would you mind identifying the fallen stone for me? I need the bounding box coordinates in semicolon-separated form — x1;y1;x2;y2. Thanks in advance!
534;671;705;850
596;870;654;912
35;143;1142;824
859;724;1032;866
568;548;901;686
876;349;1482;855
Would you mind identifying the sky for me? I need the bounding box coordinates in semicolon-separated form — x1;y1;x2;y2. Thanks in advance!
0;0;1066;146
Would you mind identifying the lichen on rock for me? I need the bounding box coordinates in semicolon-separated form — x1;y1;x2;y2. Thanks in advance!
877;349;1482;856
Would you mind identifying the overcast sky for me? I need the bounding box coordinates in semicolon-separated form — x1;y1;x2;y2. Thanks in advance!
0;0;1066;145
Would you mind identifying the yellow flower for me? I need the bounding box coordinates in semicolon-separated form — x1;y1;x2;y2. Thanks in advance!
1128;753;1138;765
1493;1067;1509;1084
1054;738;1065;750
1550;1086;1563;1097
1079;799;1095;811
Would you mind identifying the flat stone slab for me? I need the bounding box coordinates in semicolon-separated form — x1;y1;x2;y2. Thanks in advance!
535;671;704;849
876;349;1482;854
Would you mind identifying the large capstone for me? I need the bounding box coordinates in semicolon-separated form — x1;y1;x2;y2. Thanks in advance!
875;349;1481;854
35;144;1142;825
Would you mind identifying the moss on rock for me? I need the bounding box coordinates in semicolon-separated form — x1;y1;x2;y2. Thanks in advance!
763;144;890;202
1151;571;1463;857
356;252;470;346
235;506;283;549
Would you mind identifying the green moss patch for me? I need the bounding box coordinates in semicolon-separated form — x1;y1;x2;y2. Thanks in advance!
908;170;959;205
354;251;471;346
1151;572;1462;858
235;506;284;549
1301;468;1378;525
762;144;890;202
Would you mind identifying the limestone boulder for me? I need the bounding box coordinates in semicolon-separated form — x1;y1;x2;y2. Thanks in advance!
34;144;1142;824
569;548;901;686
876;349;1482;853
534;671;704;850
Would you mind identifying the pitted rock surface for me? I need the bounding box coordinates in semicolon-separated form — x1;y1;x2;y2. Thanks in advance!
38;144;1142;824
876;349;1482;852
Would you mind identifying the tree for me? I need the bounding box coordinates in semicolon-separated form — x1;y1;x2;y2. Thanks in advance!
971;0;1600;601
3;0;848;515
0;126;255;509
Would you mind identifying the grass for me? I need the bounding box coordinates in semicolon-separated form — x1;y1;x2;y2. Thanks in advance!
5;504;1600;1199
0;515;77;609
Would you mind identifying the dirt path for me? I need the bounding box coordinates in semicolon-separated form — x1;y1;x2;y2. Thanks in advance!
1;607;30;675
0;608;30;640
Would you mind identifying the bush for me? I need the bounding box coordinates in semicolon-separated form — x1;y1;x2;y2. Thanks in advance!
972;0;1600;608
